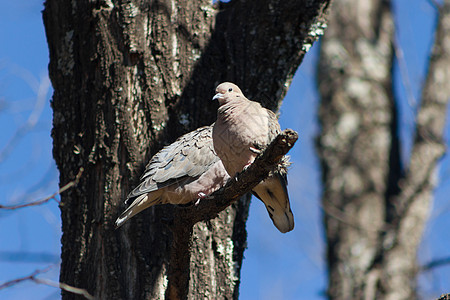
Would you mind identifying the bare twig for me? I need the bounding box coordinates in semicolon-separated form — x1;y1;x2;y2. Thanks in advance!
0;167;84;210
422;256;450;271
0;265;53;290
0;265;95;300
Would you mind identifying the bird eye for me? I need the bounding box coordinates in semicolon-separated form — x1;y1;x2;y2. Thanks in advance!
228;88;233;92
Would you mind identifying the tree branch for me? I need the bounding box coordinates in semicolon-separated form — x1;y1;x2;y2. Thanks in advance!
0;265;94;300
43;0;328;296
382;0;450;252
422;256;450;271
188;128;298;223
378;2;450;297
166;129;298;300
0;167;83;210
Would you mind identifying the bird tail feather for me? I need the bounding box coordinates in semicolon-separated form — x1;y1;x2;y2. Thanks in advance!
252;173;294;233
115;192;160;228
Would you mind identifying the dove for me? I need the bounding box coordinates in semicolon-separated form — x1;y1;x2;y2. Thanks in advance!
115;125;230;228
212;82;294;233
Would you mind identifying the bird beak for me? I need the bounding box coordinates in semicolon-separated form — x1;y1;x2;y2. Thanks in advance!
212;93;224;101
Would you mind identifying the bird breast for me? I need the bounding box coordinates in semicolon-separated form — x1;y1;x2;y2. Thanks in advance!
213;102;270;176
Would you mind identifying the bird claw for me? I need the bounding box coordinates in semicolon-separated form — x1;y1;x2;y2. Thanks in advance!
249;146;261;154
242;162;252;171
195;192;214;205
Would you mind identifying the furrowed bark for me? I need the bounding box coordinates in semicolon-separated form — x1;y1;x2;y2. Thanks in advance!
379;2;450;299
43;0;329;299
317;0;450;299
317;0;395;298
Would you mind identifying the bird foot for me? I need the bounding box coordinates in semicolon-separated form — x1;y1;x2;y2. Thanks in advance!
249;146;261;154
198;192;208;199
242;162;253;171
195;192;214;205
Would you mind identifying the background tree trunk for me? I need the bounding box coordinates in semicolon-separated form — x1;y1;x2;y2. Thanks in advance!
42;0;330;298
317;0;450;299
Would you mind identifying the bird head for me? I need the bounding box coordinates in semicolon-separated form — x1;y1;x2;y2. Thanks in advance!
212;82;244;105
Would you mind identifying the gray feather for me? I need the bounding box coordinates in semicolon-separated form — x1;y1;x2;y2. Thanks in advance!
126;125;219;204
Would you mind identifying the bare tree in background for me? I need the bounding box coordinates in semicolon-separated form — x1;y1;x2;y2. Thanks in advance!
317;0;450;299
42;0;329;299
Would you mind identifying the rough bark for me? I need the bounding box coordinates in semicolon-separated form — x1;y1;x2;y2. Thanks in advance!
317;0;395;298
439;294;450;300
317;0;450;299
378;2;450;298
42;0;329;299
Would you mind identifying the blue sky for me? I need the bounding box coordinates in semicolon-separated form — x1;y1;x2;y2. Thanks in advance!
1;0;449;299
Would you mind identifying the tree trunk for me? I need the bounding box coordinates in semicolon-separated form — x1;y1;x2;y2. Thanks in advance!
317;0;450;299
42;0;330;299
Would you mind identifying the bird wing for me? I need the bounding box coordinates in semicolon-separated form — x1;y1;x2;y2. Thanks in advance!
266;108;281;141
126;125;219;203
252;173;294;233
